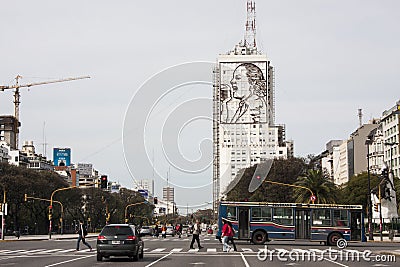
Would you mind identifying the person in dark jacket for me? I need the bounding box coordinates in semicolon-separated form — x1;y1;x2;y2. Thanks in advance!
76;220;92;251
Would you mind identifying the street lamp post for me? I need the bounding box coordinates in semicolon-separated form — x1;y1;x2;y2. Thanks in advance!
365;138;374;240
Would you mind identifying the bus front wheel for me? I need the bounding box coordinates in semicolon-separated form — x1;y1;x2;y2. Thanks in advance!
252;230;267;245
327;232;342;246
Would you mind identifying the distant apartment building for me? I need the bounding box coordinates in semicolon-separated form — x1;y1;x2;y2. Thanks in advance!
348;121;379;178
22;141;53;170
163;186;174;203
0;116;19;150
381;101;400;177
135;179;154;197
321;101;400;185
0;142;10;162
76;163;98;187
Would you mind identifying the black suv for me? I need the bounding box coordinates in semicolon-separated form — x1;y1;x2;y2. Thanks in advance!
96;224;144;261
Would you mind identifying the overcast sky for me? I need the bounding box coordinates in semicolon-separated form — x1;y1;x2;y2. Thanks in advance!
1;0;399;211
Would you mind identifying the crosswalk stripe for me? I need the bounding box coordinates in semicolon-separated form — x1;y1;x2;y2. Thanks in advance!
0;250;11;253
188;248;199;253
43;249;65;253
207;248;217;253
150;248;166;252
171;248;183;252
241;248;253;252
143;248;150;251
3;250;26;254
20;249;47;254
56;249;77;253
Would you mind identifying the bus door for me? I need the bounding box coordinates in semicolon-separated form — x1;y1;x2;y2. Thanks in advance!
295;209;311;239
350;211;362;241
238;207;250;239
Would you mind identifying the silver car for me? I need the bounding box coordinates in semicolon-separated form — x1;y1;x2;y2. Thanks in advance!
139;226;154;236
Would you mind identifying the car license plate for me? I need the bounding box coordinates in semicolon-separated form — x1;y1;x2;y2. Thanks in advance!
111;241;121;245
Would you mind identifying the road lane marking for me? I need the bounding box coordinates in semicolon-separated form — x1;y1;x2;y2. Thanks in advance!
240;252;250;267
44;255;93;267
323;258;349;267
145;252;173;267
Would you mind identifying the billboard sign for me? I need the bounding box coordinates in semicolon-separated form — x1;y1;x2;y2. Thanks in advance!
53;148;71;166
138;189;149;199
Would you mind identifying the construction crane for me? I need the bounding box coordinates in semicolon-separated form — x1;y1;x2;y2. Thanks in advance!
0;75;90;148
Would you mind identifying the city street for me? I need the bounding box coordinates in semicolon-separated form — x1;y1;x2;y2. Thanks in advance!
0;234;399;267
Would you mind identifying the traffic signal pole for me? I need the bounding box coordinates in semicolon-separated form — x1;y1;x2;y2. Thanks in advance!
49;186;76;239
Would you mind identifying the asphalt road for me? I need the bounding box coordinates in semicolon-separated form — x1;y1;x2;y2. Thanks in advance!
0;234;399;267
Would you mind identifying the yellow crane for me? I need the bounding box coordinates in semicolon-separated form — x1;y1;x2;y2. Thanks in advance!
0;75;90;148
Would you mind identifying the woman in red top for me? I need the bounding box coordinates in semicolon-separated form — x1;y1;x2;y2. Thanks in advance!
221;219;233;252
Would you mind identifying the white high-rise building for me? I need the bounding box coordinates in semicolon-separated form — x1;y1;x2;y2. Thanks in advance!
135;179;155;197
212;1;292;210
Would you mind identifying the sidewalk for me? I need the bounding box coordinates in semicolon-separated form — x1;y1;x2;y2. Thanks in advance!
0;233;98;242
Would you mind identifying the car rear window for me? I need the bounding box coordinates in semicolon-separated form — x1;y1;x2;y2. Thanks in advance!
101;226;134;236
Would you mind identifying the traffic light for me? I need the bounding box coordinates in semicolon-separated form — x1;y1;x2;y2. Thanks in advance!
374;203;379;212
100;175;108;189
154;197;158;204
24;194;27;202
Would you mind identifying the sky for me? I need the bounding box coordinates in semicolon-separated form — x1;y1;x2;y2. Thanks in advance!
1;0;399;212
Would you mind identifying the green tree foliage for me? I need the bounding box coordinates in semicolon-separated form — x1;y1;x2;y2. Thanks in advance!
0;163;154;234
226;158;308;202
294;169;339;204
340;172;400;213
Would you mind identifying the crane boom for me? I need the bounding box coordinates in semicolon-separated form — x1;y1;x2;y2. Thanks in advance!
0;75;90;149
0;75;90;90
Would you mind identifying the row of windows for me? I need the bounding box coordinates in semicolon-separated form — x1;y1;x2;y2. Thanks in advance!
384;125;397;137
226;207;349;227
223;139;272;142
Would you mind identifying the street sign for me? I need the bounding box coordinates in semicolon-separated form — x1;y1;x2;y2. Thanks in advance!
310;195;317;202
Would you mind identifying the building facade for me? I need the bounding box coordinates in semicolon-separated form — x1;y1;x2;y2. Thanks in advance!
381;101;400;177
212;1;293;210
0;116;19;150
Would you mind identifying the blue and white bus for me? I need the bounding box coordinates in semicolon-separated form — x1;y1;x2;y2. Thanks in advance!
217;201;365;246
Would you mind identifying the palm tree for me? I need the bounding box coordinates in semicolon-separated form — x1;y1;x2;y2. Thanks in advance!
293;169;338;204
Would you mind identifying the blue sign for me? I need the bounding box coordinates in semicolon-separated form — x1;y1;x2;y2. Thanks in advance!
138;189;148;199
53;148;71;166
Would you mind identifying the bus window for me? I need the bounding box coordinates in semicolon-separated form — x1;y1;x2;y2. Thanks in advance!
273;207;293;225
227;206;237;220
252;207;272;222
333;209;348;227
312;209;331;226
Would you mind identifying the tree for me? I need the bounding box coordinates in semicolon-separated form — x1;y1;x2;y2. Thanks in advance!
226;157;308;202
293;169;339;204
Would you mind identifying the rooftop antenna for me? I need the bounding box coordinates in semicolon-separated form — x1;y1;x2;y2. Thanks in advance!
41;121;48;158
244;0;257;50
358;108;363;127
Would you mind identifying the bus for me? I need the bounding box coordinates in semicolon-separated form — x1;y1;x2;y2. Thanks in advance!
217;201;365;246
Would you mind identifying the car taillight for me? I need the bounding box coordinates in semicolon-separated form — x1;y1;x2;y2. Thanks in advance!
127;236;136;240
97;235;106;240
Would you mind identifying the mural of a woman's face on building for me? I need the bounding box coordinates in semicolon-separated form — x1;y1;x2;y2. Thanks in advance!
223;63;267;123
230;64;252;99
